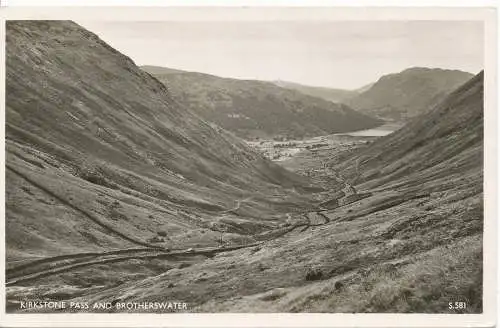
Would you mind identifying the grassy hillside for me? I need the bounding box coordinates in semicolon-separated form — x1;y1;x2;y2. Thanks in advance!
5;20;319;263
347;67;474;121
5;21;483;314
142;66;382;140
85;72;482;313
341;71;483;189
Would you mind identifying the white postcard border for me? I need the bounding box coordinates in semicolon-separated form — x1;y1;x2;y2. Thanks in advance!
0;5;497;328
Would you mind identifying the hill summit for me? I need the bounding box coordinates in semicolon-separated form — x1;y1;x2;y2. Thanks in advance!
346;67;474;121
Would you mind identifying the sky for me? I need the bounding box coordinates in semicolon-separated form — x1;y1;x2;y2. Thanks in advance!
78;20;484;90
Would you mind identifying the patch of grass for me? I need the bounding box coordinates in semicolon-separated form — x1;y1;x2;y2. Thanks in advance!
260;289;287;301
75;162;114;188
21;185;34;195
109;206;129;222
305;267;324;281
318;234;482;313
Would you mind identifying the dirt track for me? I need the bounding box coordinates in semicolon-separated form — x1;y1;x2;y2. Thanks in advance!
6;243;260;286
6;199;343;287
6;169;354;287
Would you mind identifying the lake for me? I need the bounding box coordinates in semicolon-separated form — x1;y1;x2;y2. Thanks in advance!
335;122;403;137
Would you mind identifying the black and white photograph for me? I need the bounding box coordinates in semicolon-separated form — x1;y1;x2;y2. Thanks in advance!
0;5;497;326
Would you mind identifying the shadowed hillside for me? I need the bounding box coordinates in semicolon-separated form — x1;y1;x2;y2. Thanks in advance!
347;67;474;121
142;66;382;140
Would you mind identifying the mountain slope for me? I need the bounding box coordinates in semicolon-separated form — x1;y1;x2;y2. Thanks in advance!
271;80;358;104
5;20;318;263
5;21;483;314
347;67;474;121
342;70;483;190
142;66;382;140
66;72;484;313
355;81;375;94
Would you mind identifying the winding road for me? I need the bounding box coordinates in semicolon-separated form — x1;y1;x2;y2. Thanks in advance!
6;166;355;288
6;243;260;286
6;203;336;287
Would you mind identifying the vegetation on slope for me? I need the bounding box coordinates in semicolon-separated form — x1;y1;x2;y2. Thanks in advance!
142;66;382;140
5;20;483;314
5;20;318;261
347;67;474;121
36;73;483;314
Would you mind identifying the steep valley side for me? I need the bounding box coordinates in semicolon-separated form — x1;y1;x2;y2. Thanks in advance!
60;72;483;313
5;20;326;309
5;21;484;314
141;65;383;140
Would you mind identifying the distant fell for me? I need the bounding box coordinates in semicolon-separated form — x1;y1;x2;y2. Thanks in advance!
142;65;382;140
271;80;358;104
347;67;474;121
341;70;483;191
